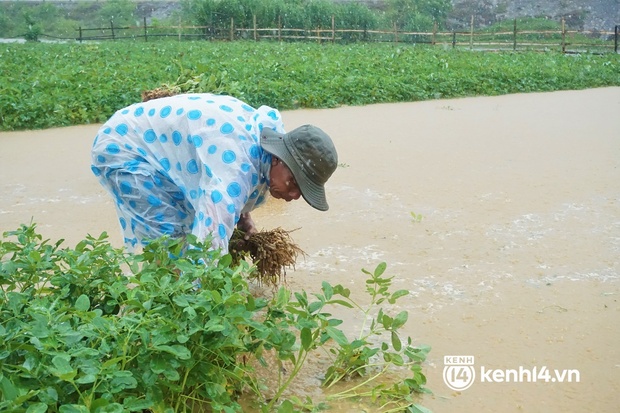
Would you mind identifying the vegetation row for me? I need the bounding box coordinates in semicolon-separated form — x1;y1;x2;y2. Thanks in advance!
1;225;431;412
1;41;619;132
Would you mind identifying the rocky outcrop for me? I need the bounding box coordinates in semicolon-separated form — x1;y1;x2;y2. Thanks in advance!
446;0;617;31
337;0;618;31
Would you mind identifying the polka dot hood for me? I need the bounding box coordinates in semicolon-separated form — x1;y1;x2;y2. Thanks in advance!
91;93;285;252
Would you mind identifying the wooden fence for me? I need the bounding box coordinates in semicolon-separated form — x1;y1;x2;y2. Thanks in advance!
76;16;619;54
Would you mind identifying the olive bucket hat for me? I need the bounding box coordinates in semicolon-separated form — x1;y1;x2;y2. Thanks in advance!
261;124;338;211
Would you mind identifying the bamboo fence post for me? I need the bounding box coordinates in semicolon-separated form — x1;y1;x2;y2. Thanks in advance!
79;18;619;52
394;21;398;43
561;18;566;53
469;15;474;49
209;13;214;40
513;18;517;51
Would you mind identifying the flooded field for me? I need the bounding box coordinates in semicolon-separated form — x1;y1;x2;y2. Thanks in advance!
1;87;619;412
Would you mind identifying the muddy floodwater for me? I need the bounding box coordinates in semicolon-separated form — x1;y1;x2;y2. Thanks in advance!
1;88;619;412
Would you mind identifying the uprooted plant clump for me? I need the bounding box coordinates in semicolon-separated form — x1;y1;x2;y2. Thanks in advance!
229;227;305;287
141;86;179;102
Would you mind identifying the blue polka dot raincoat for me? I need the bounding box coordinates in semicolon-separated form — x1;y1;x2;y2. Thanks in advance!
91;93;285;252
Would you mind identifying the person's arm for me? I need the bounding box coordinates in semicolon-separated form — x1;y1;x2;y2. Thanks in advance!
236;212;257;240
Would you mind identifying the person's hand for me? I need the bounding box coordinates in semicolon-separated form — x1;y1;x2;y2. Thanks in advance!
237;212;257;241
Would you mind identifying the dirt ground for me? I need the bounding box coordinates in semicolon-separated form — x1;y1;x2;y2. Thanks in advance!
1;87;619;412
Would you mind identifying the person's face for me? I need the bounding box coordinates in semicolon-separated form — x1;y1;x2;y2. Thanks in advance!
269;157;301;202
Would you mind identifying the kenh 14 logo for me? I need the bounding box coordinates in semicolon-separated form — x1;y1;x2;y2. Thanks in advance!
443;355;476;391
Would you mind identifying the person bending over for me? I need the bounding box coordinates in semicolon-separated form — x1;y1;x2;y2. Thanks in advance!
91;93;338;253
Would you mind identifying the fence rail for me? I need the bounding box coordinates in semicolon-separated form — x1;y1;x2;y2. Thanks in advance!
70;16;617;54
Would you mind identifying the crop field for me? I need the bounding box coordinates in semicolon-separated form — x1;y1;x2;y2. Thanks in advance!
1;40;619;131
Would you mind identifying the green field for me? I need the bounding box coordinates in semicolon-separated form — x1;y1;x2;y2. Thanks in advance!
1;40;619;131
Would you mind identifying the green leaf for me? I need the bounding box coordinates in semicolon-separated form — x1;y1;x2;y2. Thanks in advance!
307;300;323;314
101;357;124;369
276;287;290;307
333;285;350;298
205;321;226;332
173;295;189;307
391;331;402;351
347;340;365;352
276;399;294;413
28;250;41;262
26;403;48;413
59;405;89;413
381;314;393;329
294;291;308;308
14;390;38;405
0;376;18;401
374;262;387;277
149;357;169;374
218;253;232;267
122;397;152;411
182;306;197;319
322;281;333;301
326;299;354;308
51;355;76;381
389;289;410;303
111;373;138;393
392;311;409;330
162;368;180;381
38;387;58;404
325;327;349;346
90;398;110;411
246;294;256;311
75;374;97;384
409;404;434;413
75;294;90;311
300;327;313;350
30;316;50;338
389;352;404;366
99;403;124;413
154;344;191;360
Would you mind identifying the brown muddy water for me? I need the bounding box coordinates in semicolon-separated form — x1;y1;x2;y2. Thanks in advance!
1;88;619;412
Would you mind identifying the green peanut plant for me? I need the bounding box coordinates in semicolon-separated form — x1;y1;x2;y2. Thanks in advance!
0;224;431;412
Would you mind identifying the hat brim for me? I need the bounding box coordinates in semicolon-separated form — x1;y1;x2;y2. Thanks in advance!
261;128;329;211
